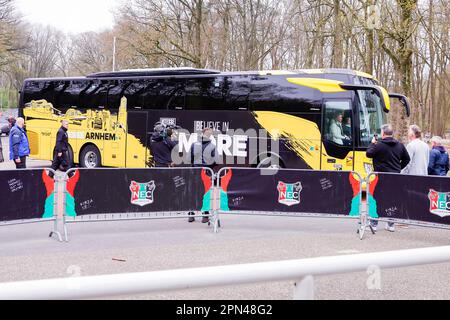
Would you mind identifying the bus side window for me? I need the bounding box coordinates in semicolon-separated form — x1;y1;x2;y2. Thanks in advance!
324;100;352;146
185;77;227;110
249;76;319;113
23;81;54;105
140;79;185;110
86;81;108;109
225;76;250;110
53;81;69;108
122;80;146;109
106;80;128;109
322;100;354;160
163;79;185;110
59;80;91;109
40;81;55;105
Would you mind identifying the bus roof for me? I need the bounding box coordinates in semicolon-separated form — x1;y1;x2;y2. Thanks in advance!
23;68;377;82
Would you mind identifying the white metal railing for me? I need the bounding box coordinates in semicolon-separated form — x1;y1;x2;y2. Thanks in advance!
0;246;449;300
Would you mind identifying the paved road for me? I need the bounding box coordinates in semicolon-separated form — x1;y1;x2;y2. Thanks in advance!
0;214;449;300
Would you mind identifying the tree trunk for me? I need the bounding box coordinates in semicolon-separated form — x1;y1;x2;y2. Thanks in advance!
332;0;343;68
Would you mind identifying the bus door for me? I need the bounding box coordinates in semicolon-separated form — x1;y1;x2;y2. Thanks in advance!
353;90;387;177
126;111;149;168
321;99;355;171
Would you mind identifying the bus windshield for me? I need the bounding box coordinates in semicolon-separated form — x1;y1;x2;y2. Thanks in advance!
357;89;387;147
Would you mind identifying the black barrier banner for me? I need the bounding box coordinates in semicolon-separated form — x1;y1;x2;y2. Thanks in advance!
65;168;213;217
368;173;450;226
218;168;361;216
0;169;55;222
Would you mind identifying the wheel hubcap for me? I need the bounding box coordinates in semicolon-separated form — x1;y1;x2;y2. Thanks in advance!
84;151;98;168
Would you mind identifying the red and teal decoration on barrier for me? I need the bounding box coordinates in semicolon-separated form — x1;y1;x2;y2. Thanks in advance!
0;169;54;222
368;173;450;226
64;168;212;216
218;168;359;216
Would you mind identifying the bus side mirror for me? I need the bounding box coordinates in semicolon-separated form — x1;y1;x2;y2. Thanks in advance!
339;84;388;113
389;93;411;117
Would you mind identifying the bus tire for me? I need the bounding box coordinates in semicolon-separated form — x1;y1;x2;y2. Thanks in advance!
80;145;101;168
67;144;74;167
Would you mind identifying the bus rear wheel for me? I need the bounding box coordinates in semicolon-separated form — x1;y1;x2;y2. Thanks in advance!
80;145;101;168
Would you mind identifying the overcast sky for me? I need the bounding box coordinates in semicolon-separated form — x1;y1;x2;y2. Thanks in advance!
15;0;120;34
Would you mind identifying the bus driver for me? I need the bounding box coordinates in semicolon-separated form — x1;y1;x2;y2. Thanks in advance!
329;112;351;146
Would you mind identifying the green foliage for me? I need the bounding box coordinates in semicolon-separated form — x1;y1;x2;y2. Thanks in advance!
0;88;17;109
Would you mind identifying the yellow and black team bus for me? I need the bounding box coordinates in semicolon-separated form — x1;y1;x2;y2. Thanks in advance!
19;68;410;178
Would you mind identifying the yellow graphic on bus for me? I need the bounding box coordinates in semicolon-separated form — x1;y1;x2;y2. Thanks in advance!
23;97;152;168
254;111;373;180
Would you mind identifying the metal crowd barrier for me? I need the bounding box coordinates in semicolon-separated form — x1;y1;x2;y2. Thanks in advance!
60;167;217;241
2;167;449;244
366;172;450;232
0;168;64;241
213;167;367;239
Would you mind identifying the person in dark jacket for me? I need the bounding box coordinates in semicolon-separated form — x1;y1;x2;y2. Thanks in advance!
190;128;216;169
366;124;410;173
428;136;449;176
366;124;410;232
150;124;177;167
50;120;70;176
188;128;217;223
9;117;30;169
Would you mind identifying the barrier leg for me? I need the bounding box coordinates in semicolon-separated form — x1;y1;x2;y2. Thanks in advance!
357;199;376;240
59;172;69;242
48;172;63;242
48;217;63;242
293;275;314;300
357;175;377;240
213;210;221;234
211;183;221;234
63;215;69;242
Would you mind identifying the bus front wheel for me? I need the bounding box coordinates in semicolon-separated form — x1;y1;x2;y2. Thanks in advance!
80;145;101;168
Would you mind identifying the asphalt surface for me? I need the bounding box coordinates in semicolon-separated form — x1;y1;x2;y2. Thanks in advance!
0;215;449;300
1;136;449;300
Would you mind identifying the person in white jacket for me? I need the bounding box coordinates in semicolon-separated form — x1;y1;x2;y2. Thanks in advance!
401;125;429;176
329;113;350;145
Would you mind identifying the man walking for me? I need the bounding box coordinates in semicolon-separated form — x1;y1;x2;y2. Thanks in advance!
366;124;410;232
401;125;429;176
9;117;30;169
51;120;71;175
428;136;449;176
